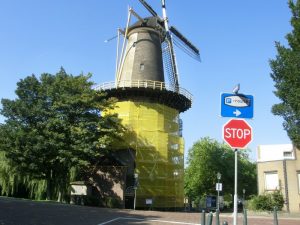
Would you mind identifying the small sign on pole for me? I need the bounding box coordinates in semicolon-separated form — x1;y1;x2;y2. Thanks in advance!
222;119;252;149
221;93;254;119
216;183;222;191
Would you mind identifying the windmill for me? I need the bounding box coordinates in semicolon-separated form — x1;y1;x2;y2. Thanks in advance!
112;0;200;92
95;0;200;209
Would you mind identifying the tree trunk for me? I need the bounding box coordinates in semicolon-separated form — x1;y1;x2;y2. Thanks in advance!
57;191;62;202
46;178;52;200
46;170;53;200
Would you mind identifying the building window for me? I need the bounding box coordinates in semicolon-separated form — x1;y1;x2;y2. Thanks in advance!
298;172;300;194
283;151;293;158
265;172;279;191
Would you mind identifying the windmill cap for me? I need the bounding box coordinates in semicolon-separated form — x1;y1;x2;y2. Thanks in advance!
127;16;165;34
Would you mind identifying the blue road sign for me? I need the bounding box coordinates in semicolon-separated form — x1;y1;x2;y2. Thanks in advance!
220;93;254;118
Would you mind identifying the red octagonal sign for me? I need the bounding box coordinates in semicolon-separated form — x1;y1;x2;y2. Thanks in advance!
223;119;252;149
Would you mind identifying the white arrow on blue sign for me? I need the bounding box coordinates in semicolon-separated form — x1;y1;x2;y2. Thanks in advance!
220;93;254;119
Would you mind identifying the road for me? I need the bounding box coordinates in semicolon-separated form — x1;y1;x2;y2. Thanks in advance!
0;197;299;225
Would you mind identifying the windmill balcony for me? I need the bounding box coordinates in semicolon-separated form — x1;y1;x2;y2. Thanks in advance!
94;80;192;113
94;80;192;101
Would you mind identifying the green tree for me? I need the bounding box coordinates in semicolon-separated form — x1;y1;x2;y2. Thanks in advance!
0;68;123;200
269;0;300;149
184;137;257;203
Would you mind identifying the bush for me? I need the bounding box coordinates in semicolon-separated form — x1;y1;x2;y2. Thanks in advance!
272;191;285;210
106;197;121;208
84;195;100;206
248;191;284;211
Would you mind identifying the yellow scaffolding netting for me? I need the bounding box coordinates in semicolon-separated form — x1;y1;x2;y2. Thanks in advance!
106;100;185;208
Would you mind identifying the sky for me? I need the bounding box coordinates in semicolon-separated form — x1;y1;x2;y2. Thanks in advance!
0;0;293;162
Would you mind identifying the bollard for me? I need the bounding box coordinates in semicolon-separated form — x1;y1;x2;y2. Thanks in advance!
223;221;228;225
243;208;247;225
273;206;278;225
215;209;220;225
207;212;213;225
201;210;206;225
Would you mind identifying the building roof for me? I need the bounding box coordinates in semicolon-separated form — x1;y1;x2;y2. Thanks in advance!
257;144;294;162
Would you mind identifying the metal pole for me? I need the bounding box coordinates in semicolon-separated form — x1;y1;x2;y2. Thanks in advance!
273;207;278;225
243;208;247;225
217;190;220;211
233;149;238;225
134;188;137;210
134;173;138;210
207;212;213;225
217;189;220;211
201;210;206;225
216;209;220;225
242;189;245;211
174;171;178;211
217;172;221;212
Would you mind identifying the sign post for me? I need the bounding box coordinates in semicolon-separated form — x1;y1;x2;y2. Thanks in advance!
222;119;252;225
216;172;222;211
233;149;238;225
134;173;139;210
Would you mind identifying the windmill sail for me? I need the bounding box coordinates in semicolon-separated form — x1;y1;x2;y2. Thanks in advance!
138;0;159;17
170;26;200;61
162;38;176;89
162;34;179;90
159;0;200;90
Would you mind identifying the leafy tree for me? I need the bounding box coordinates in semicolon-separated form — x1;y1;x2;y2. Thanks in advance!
184;137;257;203
269;0;300;149
0;68;123;200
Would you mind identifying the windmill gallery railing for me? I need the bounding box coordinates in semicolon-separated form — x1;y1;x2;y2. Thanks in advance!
94;80;193;102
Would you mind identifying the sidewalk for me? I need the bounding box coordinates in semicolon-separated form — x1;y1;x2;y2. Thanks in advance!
246;210;300;219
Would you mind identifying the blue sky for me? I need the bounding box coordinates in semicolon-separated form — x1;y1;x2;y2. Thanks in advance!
0;0;293;161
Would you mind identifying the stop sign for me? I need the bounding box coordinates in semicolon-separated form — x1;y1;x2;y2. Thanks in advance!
223;119;252;149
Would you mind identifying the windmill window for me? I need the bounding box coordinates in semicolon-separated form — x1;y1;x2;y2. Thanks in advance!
140;63;145;71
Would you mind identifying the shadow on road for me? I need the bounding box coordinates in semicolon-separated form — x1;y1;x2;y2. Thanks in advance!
0;197;159;225
1;197;299;225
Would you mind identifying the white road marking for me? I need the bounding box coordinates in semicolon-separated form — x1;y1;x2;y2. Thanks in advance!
97;217;122;225
98;216;200;225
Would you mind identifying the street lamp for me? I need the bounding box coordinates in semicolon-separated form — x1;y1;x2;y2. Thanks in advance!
217;172;222;211
173;171;179;211
134;173;139;210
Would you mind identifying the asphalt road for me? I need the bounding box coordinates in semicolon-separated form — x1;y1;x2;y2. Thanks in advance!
0;197;299;225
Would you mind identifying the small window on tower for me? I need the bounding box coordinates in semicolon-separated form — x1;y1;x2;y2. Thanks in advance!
140;63;145;71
